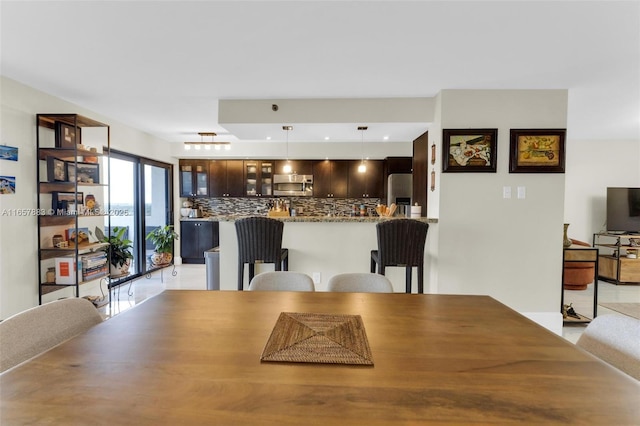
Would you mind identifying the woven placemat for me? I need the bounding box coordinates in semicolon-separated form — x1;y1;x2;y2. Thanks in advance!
261;312;373;365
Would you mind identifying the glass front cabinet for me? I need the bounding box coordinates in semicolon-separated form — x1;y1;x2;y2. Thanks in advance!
179;160;209;197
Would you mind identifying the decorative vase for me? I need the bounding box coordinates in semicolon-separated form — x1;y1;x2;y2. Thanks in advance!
151;252;172;266
110;259;131;277
563;223;572;248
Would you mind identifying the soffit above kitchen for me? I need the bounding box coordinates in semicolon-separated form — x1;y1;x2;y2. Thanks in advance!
218;98;433;143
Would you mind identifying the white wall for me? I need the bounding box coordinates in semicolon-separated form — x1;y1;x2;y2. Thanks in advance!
435;90;568;329
564;139;640;243
0;77;176;319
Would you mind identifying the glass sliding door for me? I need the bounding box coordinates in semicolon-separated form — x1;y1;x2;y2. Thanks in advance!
143;161;172;271
107;151;173;279
107;156;139;274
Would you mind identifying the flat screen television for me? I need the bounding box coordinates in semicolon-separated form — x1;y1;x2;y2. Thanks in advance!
606;187;640;233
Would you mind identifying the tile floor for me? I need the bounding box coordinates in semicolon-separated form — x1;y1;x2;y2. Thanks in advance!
100;264;640;344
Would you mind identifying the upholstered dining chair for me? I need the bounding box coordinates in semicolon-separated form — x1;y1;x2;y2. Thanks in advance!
248;271;315;292
576;314;640;381
235;216;289;291
370;219;429;294
0;298;103;373
327;273;394;293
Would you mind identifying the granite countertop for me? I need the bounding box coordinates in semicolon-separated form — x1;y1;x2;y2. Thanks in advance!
181;215;437;223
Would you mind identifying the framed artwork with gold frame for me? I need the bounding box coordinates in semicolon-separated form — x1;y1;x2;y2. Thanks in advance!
509;129;566;173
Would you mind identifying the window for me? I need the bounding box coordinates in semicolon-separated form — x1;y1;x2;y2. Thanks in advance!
107;150;173;278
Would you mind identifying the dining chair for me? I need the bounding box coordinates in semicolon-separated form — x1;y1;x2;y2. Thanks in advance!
248;271;315;292
576;314;640;381
0;298;103;373
235;216;289;291
327;273;394;293
370;219;429;294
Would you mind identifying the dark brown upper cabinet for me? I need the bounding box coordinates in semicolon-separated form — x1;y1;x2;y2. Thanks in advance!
179;160;209;197
209;160;244;197
244;160;274;197
274;160;313;176
312;160;349;198
347;160;384;199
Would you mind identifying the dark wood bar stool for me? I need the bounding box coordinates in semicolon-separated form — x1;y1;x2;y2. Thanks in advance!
235;217;289;291
370;219;429;293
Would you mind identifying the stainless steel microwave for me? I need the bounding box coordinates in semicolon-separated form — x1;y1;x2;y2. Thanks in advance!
273;174;313;196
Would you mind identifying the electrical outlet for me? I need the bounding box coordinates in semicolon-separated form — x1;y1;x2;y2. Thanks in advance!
312;272;321;284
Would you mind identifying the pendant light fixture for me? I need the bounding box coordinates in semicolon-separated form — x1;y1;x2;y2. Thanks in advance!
282;125;293;174
358;126;368;173
184;132;231;151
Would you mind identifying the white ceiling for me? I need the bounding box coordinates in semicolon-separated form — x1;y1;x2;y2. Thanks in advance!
1;1;639;144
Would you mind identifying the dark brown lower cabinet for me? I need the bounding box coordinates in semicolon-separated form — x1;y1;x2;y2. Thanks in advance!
180;220;219;264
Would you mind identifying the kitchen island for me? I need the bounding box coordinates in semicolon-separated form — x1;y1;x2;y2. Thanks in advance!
183;215;438;292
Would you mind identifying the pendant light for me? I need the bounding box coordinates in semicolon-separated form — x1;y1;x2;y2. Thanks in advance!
183;132;231;151
358;126;367;173
283;125;293;174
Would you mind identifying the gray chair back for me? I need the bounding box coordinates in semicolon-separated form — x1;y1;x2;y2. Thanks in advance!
327;273;394;293
249;271;315;292
576;314;640;381
0;298;103;373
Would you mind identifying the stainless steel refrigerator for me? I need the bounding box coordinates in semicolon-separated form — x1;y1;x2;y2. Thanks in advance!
387;174;412;216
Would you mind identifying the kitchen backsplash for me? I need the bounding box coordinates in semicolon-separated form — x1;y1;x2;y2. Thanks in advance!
187;197;383;218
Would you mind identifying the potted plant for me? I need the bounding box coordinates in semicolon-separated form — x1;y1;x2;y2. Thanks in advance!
146;225;179;266
95;226;133;276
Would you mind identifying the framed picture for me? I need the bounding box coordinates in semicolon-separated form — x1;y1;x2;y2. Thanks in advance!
0;145;18;161
55;122;80;149
65;227;90;244
52;191;83;212
46;157;67;182
66;161;100;184
0;176;16;194
442;129;498;173
509;129;566;173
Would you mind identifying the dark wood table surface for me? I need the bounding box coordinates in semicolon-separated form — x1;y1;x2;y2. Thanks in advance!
2;290;639;425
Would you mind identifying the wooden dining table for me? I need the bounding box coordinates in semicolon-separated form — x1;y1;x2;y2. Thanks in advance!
2;290;639;425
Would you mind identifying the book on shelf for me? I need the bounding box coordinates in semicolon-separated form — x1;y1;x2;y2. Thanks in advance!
80;252;107;269
54;256;76;285
82;264;108;278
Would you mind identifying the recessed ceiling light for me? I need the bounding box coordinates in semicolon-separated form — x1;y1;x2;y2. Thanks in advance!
324;136;330;140
266;136;272;140
383;136;389;140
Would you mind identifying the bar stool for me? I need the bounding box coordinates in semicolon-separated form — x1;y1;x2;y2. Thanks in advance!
235;217;289;291
370;219;429;294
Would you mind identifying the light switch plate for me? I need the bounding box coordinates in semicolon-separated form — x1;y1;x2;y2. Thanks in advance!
503;186;512;199
517;186;526;199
